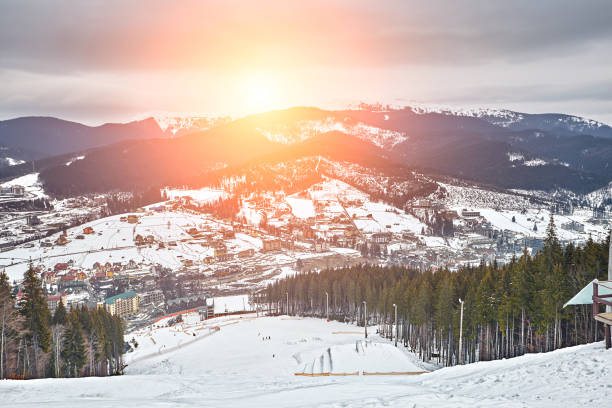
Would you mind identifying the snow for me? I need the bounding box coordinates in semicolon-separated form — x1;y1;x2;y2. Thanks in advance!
1;315;611;407
257;118;408;149
286;197;315;219
5;157;25;166
0;172;46;198
164;187;227;204
507;152;524;162
523;158;548;167
65;155;85;166
213;294;251;314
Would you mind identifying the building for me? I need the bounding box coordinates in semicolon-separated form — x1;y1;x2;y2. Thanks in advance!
237;248;255;258
213;244;227;257
46;295;64;315
104;292;139;317
461;209;481;218
262;239;281;252
138;290;165;306
371;232;392;244
83;226;94;234
26;215;41;226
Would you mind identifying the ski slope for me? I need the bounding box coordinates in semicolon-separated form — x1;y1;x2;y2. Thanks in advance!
1;316;611;407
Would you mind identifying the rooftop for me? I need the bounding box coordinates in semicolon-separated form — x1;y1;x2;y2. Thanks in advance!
104;291;137;305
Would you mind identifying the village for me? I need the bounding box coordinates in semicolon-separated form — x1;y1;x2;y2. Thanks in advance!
0;175;609;329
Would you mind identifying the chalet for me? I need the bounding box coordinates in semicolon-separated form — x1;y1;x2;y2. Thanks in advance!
55;235;68;246
127;214;139;224
83;226;95;234
42;271;56;285
54;262;69;272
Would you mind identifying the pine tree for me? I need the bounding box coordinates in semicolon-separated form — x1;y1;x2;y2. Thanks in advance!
53;300;67;326
61;316;86;377
20;264;52;353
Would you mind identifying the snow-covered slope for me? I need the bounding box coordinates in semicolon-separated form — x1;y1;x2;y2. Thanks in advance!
410;105;612;137
1;315;610;407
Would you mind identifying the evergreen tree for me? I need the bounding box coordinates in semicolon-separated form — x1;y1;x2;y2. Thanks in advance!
61;316;86;377
20;264;51;353
53;300;67;326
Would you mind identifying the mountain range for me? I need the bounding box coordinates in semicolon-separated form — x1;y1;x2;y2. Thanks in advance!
1;106;611;197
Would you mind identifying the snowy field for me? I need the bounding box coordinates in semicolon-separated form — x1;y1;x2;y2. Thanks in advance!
0;209;262;282
1;315;611;407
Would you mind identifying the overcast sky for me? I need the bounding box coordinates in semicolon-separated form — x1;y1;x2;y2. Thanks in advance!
1;0;611;125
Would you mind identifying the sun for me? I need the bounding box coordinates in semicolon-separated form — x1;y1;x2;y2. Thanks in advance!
244;75;277;112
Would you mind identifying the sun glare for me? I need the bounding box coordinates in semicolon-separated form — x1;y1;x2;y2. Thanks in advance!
244;75;277;113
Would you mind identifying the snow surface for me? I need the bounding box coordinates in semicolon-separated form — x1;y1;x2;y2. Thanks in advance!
164;187;227;204
0;172;46;198
1;315;611;407
286;197;315;219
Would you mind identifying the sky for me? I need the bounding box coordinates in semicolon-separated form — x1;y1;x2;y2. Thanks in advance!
1;0;612;125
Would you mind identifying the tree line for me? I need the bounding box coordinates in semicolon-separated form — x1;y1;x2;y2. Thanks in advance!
261;216;610;367
0;265;125;379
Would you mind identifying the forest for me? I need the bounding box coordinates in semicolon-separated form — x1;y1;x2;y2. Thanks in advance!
0;266;125;379
262;216;610;366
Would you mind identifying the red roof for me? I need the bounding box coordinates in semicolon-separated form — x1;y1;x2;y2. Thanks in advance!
54;263;69;271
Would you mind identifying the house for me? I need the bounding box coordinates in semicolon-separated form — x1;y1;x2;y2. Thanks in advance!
213;244;227;257
54;262;69;271
104;292;139;317
83;226;94;234
127;215;139;224
55;235;68;246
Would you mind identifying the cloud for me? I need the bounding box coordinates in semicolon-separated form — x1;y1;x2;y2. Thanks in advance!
1;0;612;123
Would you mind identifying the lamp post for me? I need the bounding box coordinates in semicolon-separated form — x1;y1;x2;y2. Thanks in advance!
325;291;329;320
363;300;368;338
393;303;398;347
458;298;464;365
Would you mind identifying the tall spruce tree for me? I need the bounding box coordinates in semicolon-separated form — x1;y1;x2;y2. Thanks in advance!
20;264;52;353
53;300;67;326
61;315;86;377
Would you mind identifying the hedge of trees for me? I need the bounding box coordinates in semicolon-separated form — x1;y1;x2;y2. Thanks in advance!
262;216;610;366
0;265;124;379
